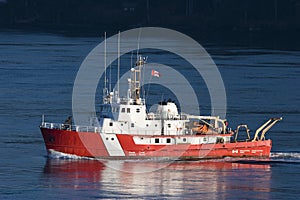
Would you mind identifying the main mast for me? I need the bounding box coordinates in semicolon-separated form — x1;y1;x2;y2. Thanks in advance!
130;56;145;105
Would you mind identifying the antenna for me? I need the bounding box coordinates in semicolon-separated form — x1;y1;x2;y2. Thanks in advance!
104;32;107;90
136;28;141;57
117;31;120;99
103;32;108;104
109;60;112;92
130;51;133;68
41;114;45;125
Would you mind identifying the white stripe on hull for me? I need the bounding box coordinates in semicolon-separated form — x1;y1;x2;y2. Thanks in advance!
100;134;125;156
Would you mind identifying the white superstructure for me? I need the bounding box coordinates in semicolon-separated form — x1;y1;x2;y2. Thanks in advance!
97;55;228;137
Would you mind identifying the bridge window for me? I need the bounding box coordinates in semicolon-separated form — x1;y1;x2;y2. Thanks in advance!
166;138;171;143
155;138;159;143
127;108;130;113
109;122;113;126
131;123;134;128
121;108;125;113
168;124;171;128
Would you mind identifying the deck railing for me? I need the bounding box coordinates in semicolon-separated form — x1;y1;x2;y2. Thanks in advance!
40;122;102;133
40;122;188;135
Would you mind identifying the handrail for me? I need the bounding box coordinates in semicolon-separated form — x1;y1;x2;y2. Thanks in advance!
40;122;102;133
40;122;185;135
41;121;231;136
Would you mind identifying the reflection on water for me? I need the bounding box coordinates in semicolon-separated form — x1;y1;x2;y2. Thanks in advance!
43;159;271;199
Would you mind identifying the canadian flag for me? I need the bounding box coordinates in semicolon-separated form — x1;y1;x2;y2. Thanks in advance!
151;69;161;77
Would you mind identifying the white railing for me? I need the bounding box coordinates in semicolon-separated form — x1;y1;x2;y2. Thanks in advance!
40;122;189;135
146;113;189;120
40;122;102;133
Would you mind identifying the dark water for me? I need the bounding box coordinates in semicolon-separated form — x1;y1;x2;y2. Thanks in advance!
0;31;300;199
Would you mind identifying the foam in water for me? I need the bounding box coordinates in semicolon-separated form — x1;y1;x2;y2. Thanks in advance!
48;149;94;160
271;152;300;160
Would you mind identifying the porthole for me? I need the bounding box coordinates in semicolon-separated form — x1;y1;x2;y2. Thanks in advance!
111;138;114;141
183;138;187;142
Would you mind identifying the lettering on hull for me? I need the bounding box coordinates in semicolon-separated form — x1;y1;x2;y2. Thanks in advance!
232;149;265;155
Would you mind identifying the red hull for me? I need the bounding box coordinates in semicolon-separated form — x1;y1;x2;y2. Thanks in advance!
41;127;272;159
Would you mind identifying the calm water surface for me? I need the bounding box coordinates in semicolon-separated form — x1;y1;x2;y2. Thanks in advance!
0;31;300;199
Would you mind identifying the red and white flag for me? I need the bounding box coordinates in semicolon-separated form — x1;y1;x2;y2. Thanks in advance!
151;69;161;77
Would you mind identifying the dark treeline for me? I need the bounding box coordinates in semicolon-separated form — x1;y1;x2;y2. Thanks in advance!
0;0;299;36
